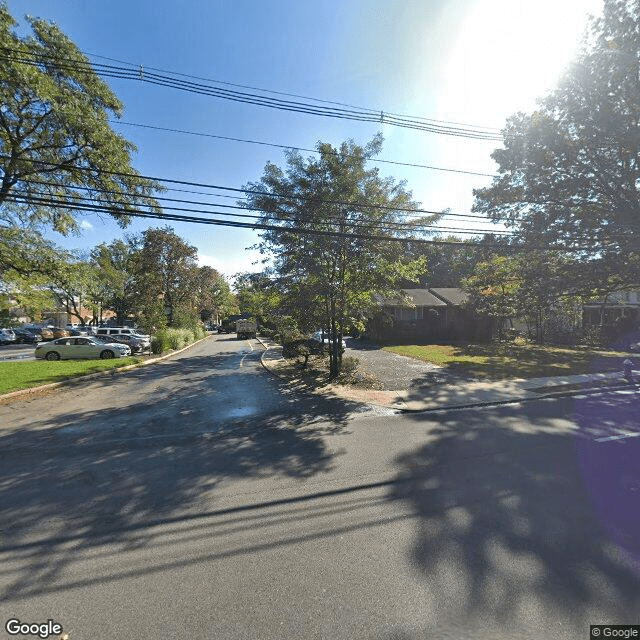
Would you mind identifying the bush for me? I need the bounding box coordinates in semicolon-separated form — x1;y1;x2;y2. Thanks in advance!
341;355;359;375
151;330;171;354
169;331;181;350
151;327;205;354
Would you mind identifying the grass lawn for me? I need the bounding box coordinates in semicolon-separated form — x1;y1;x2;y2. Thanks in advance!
0;357;143;395
382;343;632;380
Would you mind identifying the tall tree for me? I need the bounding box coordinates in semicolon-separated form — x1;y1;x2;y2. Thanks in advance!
132;227;199;327
413;234;503;287
242;135;432;377
463;251;584;343
0;4;162;235
45;256;100;325
473;0;640;291
91;238;139;325
195;266;234;323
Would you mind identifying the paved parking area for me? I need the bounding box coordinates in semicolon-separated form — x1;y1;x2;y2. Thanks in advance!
344;337;466;391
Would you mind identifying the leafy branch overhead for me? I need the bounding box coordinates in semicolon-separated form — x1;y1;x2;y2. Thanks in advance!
0;3;163;234
473;0;640;278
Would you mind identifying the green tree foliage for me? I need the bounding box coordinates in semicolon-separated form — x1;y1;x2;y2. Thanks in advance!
195;266;234;322
91;238;140;325
0;4;162;234
45;256;101;325
412;234;503;287
463;251;583;342
0;226;61;318
242;135;432;377
233;271;279;324
463;256;521;333
473;0;640;292
132;226;199;327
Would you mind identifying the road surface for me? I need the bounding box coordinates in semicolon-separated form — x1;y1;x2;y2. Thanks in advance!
1;334;639;639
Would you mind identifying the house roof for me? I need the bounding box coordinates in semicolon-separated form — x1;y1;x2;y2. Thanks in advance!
429;288;469;305
376;287;468;307
376;289;447;307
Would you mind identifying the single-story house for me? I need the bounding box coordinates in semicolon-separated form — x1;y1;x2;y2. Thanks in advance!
582;290;640;329
368;287;491;343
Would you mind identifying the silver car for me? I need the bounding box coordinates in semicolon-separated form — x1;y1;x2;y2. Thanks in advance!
0;328;16;345
35;336;131;361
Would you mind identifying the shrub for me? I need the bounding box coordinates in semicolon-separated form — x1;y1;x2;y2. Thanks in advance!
341;355;359;375
151;330;171;354
151;327;205;354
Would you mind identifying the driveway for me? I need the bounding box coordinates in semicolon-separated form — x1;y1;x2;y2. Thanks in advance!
344;337;467;391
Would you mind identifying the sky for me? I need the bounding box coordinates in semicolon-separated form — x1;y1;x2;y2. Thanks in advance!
6;0;604;283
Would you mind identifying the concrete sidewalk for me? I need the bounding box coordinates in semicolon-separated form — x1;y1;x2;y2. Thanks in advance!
258;340;639;412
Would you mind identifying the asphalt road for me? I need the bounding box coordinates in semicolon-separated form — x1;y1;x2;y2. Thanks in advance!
0;343;35;360
1;335;639;639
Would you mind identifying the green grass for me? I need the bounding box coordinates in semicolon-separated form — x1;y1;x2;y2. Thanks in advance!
0;357;143;395
382;343;632;380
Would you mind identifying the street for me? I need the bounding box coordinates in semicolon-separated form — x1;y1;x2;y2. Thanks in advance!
1;334;639;639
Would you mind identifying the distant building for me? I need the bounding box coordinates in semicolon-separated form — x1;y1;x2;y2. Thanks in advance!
582;290;640;328
368;287;491;343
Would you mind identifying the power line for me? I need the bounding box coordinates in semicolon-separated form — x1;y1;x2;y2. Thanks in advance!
88;50;501;134
3;155;504;224
19;176;507;225
5;191;611;254
112;120;498;178
5;192;510;247
10;183;514;236
0;47;503;141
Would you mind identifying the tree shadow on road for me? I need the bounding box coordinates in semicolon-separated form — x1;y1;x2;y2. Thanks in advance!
0;353;366;602
386;393;640;637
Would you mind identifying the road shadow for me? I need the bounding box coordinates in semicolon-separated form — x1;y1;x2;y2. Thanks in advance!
0;352;368;602
387;394;640;635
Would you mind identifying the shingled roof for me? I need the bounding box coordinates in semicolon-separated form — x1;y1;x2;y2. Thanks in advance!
375;289;447;307
429;288;469;306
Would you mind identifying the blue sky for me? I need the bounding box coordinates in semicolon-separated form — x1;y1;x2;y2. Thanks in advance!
7;0;603;281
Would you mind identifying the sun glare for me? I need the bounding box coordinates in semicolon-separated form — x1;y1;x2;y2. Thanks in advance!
439;0;604;125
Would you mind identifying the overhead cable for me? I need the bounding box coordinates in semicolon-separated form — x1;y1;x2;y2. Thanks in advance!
19;176;508;225
88;50;501;133
5;192;509;247
113;120;498;177
1;155;501;222
0;47;503;141
8;187;513;236
4;191;609;254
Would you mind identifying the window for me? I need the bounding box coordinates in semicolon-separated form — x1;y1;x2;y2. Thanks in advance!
394;306;424;321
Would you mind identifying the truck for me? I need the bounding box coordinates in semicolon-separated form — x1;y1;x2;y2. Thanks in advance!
236;318;257;340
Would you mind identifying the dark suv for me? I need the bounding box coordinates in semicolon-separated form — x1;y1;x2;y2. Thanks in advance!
13;328;43;343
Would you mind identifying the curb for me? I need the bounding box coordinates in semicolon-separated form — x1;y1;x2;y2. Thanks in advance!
395;380;639;414
257;341;640;412
0;334;214;402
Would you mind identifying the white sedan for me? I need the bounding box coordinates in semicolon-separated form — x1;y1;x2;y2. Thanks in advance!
35;337;131;361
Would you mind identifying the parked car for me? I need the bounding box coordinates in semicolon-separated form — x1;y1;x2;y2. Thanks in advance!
96;327;150;341
310;330;346;352
0;328;16;345
12;328;42;343
49;327;70;339
105;333;149;353
35;336;131;361
68;328;88;336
